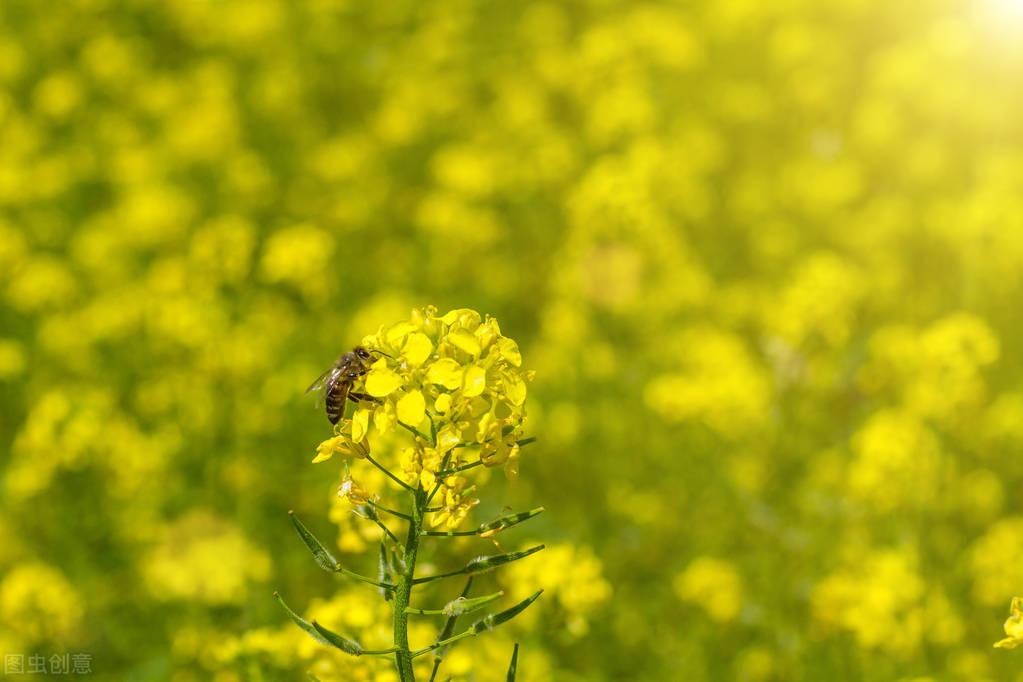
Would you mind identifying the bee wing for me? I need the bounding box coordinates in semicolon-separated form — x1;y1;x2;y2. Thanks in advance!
306;366;341;395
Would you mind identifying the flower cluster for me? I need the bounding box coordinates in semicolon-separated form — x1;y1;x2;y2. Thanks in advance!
313;306;532;530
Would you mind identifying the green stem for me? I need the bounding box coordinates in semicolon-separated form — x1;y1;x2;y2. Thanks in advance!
434;460;482;479
393;485;424;681
410;630;476;658
426;452;454;506
339;567;395;590
368;500;412;520
360;646;403;656
410;568;466;585
365;451;415;492
371;517;401;545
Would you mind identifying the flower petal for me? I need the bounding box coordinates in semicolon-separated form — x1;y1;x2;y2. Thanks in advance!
373;400;396;435
396;389;426;426
426;358;463;389
437;425;461;453
441;308;481;329
463;365;487;397
448;329;481;356
503;371;526;406
496;337;521;366
366;365;401;397
386;321;418;345
402;332;433;367
351;408;371;443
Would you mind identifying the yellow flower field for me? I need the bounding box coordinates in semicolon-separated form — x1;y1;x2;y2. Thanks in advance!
2;0;1023;679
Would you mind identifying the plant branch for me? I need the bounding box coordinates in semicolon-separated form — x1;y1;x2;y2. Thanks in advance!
368;500;412;521
339;567;396;590
368;516;401;545
365;451;415;491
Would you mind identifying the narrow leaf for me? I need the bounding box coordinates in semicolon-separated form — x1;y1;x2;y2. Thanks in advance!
289;511;341;572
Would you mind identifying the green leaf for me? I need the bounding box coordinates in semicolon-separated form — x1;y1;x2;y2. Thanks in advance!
472;590;543;633
274;591;329;645
506;643;519;681
289;510;341;572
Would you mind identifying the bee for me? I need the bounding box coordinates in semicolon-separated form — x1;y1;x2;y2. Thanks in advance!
306;346;384;425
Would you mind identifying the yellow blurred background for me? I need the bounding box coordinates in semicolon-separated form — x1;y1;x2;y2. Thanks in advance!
3;0;1023;679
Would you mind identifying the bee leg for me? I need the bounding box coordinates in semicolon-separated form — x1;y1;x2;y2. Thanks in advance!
349;392;382;404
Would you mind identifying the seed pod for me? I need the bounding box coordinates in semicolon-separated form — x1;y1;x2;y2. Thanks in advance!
477;507;545;538
378;542;393;602
506;643;520;681
442;591;504;616
472;590;543;633
464;545;545;575
289;511;341;572
311;620;363;656
275;591;330;646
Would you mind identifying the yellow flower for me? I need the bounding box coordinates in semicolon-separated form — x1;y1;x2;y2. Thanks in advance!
311;433;366;463
337;476;371;505
995;597;1023;649
316;306;531;494
430;478;480;530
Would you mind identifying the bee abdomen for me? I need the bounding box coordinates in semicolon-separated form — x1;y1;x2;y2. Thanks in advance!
325;386;344;424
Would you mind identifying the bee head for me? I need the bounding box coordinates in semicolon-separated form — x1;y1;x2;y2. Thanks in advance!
352;346;392;364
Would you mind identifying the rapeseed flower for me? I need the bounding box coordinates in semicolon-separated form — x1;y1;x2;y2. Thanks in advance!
316;306;533;528
994;597;1023;649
